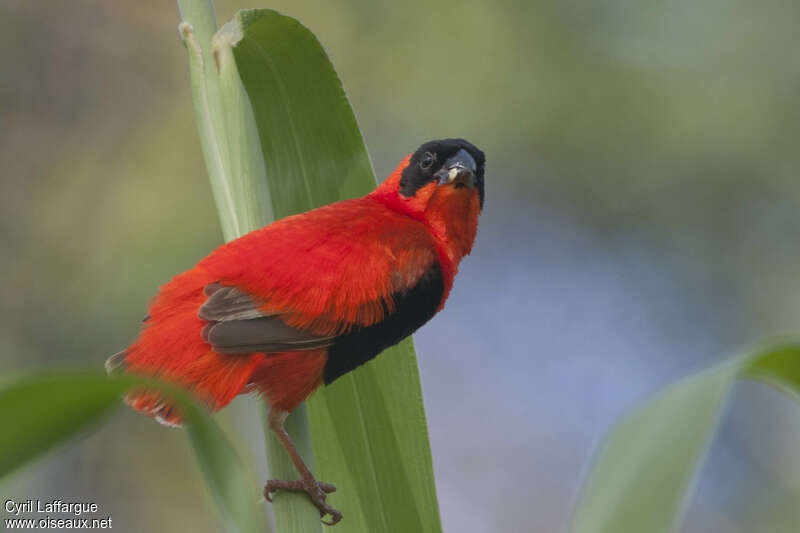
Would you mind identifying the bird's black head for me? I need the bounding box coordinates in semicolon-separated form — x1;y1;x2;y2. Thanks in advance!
398;138;486;208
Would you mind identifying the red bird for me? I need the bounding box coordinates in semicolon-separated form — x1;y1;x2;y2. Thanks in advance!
107;138;485;524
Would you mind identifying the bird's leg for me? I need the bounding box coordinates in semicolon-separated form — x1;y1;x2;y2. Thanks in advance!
264;408;342;525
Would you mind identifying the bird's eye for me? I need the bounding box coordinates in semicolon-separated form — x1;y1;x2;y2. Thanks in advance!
419;152;435;170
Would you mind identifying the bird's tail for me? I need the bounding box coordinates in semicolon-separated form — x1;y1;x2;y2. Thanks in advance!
105;350;185;428
104;350;127;375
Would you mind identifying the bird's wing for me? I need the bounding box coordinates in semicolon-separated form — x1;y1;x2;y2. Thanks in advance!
199;283;336;353
197;199;439;354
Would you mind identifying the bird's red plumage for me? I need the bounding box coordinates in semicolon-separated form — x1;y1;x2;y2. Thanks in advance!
121;153;481;424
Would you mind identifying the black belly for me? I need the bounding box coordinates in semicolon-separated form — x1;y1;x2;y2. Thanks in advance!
323;262;445;384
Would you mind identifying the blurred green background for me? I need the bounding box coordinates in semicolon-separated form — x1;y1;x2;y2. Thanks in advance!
2;1;800;531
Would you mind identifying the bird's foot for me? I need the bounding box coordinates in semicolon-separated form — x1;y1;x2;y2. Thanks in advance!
264;479;342;525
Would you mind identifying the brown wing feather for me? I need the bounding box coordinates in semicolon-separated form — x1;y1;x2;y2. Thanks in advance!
201;317;335;354
199;283;272;322
199;283;334;354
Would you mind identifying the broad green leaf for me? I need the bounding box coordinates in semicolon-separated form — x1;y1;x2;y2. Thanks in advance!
569;364;737;533
227;9;378;219
0;372;265;533
571;344;800;533
0;373;126;477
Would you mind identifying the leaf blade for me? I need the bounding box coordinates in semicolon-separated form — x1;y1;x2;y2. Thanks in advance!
0;372;265;533
570;344;800;533
0;373;125;477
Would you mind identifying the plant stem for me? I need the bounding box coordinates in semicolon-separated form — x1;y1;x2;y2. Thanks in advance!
175;1;321;531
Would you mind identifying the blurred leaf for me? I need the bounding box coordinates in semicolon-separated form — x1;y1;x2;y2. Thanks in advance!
743;344;800;397
569;364;736;533
571;344;800;533
0;373;126;477
186;406;266;533
0;372;265;533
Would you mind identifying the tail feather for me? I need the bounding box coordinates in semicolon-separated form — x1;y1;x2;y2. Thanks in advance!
126;390;185;427
106;349;185;428
105;350;127;375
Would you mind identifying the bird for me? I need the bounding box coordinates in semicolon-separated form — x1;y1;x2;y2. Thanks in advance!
106;138;485;525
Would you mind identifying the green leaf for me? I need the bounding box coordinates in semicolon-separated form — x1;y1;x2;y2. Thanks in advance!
227;9;378;219
186;407;266;533
0;373;126;477
0;372;265;533
570;344;800;533
743;344;800;397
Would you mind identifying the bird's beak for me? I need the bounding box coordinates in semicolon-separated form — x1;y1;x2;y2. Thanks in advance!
435;148;477;189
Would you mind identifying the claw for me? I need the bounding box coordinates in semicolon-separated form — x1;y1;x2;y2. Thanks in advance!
263;479;342;525
321;507;343;526
318;482;337;494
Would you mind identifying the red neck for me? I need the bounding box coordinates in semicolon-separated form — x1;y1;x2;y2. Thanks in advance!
369;156;481;297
